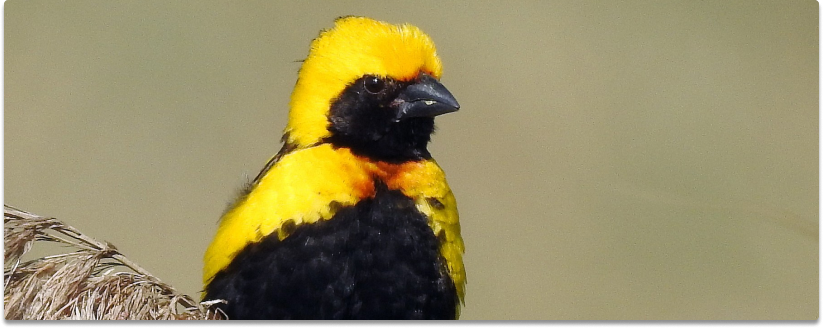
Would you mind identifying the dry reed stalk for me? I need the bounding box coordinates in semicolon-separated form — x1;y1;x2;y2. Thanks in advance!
3;205;225;320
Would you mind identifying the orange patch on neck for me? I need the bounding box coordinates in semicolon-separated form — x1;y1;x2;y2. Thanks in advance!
377;160;427;195
350;156;426;198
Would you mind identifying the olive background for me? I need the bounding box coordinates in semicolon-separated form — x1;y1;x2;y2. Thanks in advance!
5;0;817;320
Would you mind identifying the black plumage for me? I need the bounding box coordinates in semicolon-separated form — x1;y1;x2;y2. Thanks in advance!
204;184;457;320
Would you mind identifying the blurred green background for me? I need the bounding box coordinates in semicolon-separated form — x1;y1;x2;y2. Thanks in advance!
5;0;818;320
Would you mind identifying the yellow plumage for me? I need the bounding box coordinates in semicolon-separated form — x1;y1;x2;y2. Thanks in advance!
286;16;443;147
202;16;465;319
203;144;465;300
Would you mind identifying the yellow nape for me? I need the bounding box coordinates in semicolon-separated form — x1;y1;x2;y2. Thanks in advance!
285;16;444;148
202;144;466;302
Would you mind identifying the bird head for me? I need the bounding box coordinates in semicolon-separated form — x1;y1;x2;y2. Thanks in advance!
285;16;459;162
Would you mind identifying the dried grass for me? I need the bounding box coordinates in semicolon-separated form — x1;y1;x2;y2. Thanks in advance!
4;205;226;320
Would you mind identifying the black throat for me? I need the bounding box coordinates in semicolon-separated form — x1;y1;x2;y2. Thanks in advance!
324;75;436;163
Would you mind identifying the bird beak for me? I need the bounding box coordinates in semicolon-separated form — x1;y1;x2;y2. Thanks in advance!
394;72;460;121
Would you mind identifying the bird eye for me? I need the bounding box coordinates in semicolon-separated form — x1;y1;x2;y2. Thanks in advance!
364;76;385;94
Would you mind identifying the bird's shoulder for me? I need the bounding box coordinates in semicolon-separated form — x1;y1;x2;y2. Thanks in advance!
203;143;462;288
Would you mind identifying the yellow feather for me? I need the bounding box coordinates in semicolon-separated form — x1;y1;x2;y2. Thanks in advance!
203;145;465;301
286;16;443;148
203;16;464;307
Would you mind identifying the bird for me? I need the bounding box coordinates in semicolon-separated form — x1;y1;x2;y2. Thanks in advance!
201;16;466;320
